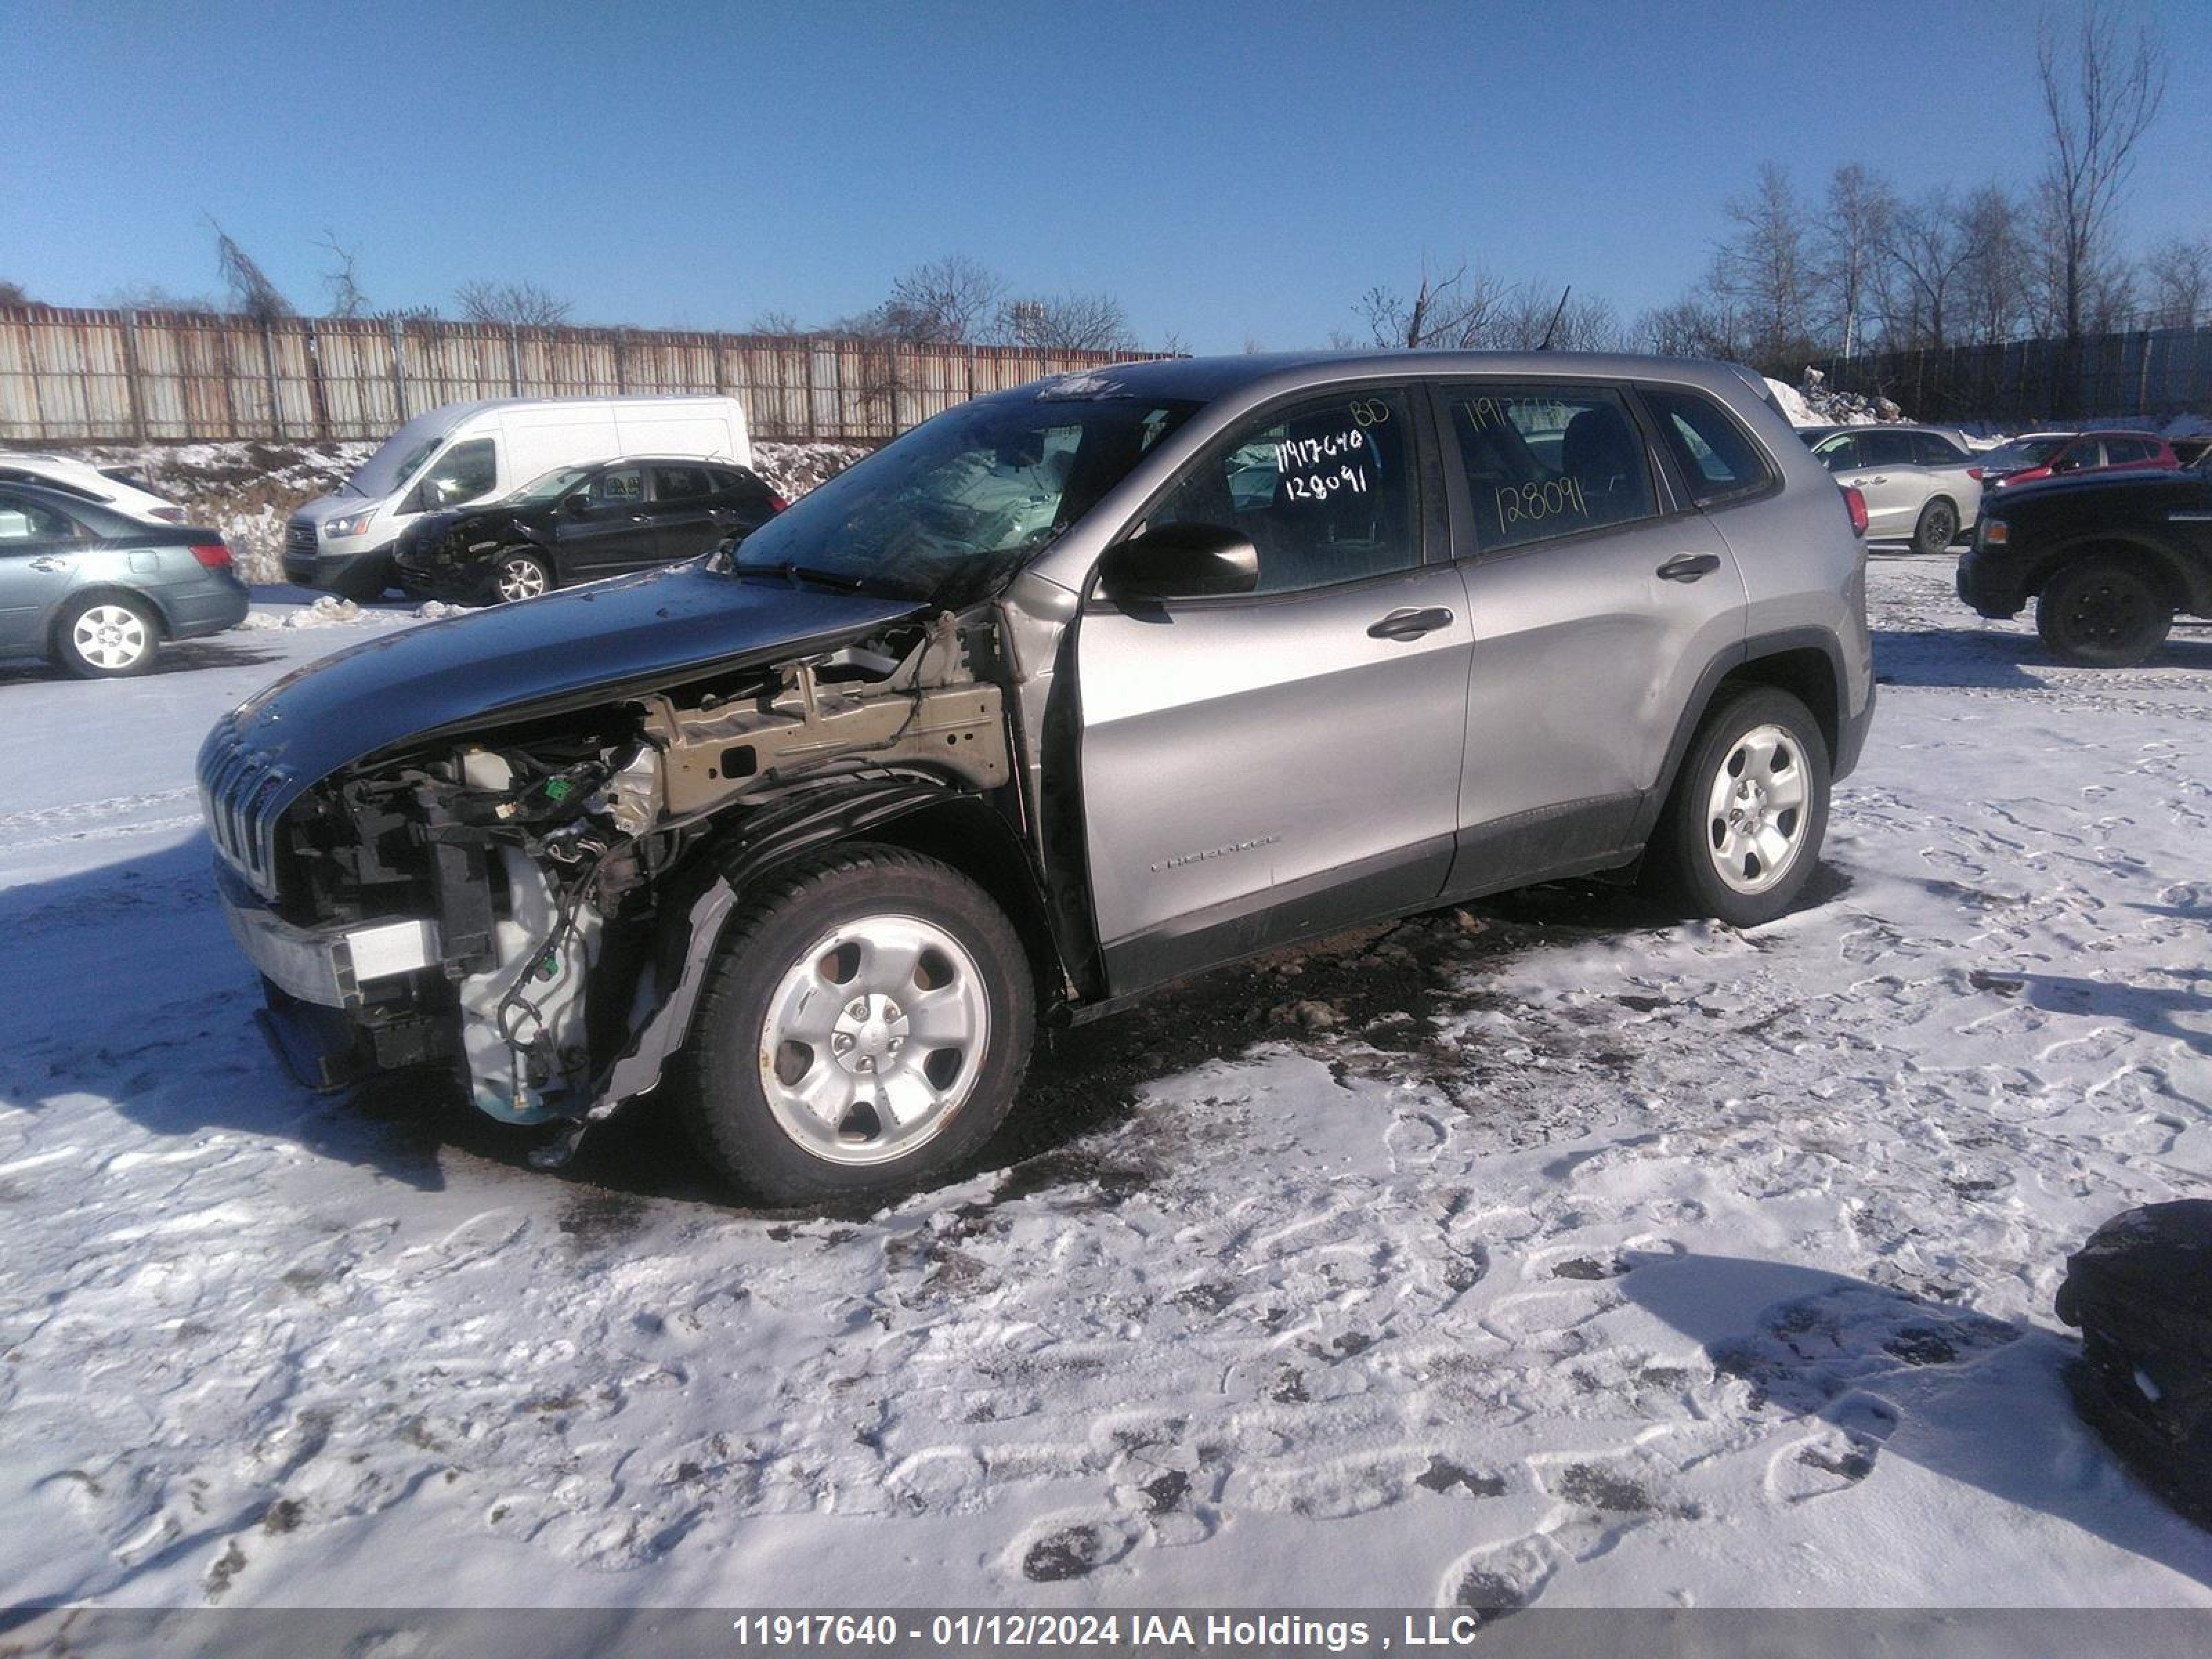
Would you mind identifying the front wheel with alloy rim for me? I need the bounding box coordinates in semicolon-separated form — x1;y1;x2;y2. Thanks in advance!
493;549;554;603
55;594;160;678
675;845;1035;1204
1912;498;1958;555
1647;686;1831;928
2035;556;2173;667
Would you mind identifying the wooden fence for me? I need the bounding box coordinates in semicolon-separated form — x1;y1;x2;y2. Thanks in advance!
0;306;1162;444
1804;325;2212;425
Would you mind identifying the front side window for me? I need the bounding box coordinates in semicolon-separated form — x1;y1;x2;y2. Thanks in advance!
1642;387;1776;502
652;464;712;501
1447;386;1657;554
586;467;644;507
420;438;497;507
731;393;1199;606
1144;389;1416;594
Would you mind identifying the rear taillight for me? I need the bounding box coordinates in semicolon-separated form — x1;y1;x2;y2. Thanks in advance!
1966;467;1983;481
1843;485;1868;537
769;493;791;513
189;542;232;569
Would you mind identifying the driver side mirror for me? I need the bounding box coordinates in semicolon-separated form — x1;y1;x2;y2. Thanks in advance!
1098;522;1259;603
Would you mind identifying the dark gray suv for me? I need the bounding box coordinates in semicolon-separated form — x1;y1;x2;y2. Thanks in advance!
202;352;1873;1202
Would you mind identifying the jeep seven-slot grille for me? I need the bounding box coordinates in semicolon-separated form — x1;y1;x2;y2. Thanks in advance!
198;715;289;899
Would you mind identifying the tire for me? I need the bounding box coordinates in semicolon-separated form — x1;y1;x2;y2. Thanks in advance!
675;844;1035;1204
1645;686;1831;928
2034;557;2173;668
53;593;160;679
491;550;554;604
1912;497;1959;556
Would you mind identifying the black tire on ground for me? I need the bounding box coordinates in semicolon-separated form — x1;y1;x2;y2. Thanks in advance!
2034;556;2173;668
53;592;161;679
1912;497;1959;556
1644;685;1832;929
492;550;555;604
674;844;1036;1205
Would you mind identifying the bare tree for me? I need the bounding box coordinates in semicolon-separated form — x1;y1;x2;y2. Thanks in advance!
1881;189;1977;349
998;291;1136;353
315;231;369;318
2141;236;2212;328
2036;2;2165;344
1812;164;1896;357
1956;185;2032;346
1636;294;1745;360
212;223;292;321
868;254;1005;344
454;279;572;327
1357;257;1508;348
101;281;223;315
1494;282;1624;351
1712;162;1812;368
0;279;32;306
748;307;802;337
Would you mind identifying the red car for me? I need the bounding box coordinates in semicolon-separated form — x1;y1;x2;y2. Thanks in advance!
1981;429;2180;492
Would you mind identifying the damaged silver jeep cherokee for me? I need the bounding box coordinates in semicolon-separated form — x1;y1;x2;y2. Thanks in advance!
202;353;1873;1202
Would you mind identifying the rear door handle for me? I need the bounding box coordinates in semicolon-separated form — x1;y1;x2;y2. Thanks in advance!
1657;553;1721;582
1368;606;1454;640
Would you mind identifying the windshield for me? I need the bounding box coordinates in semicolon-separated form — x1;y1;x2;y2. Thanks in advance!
730;393;1201;606
509;463;597;505
345;407;467;498
1986;436;2069;470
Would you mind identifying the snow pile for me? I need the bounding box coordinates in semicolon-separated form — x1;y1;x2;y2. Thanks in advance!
1768;369;1904;429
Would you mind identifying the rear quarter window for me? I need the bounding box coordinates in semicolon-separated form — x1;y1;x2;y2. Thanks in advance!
1640;388;1776;503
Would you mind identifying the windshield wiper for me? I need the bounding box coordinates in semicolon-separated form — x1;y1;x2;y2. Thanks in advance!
733;559;913;599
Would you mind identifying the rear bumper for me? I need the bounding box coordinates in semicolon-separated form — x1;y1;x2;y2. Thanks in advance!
162;575;251;639
214;859;440;1012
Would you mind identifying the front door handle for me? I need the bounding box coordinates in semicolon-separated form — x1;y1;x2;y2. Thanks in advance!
1657;553;1721;582
1368;606;1454;641
28;556;70;572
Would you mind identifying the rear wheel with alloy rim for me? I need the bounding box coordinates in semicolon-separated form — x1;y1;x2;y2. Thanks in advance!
1647;686;1830;927
2035;556;2172;667
55;594;159;678
1912;498;1958;555
494;550;554;603
677;845;1034;1203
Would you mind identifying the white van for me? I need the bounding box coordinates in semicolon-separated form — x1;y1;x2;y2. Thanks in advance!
283;395;751;597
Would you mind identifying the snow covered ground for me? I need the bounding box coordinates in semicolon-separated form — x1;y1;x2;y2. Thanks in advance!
1;561;2209;1618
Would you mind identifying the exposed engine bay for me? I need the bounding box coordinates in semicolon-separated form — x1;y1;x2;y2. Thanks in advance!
254;611;1015;1144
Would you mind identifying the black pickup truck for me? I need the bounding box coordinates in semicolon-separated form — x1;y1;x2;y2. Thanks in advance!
1958;446;2212;666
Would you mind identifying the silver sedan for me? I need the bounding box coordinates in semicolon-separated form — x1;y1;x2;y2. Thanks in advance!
1808;426;1985;553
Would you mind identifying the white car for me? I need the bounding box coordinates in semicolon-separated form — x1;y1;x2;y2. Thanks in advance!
1807;427;1983;554
0;452;185;523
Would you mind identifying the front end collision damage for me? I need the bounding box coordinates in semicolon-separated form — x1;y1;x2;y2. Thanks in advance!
224;607;1024;1159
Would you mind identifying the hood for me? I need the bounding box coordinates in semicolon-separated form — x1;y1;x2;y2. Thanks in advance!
203;563;920;829
1988;468;2200;512
292;493;357;526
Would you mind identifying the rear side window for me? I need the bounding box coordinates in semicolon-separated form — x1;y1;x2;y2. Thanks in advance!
1446;386;1658;553
1642;388;1775;503
1858;430;1917;469
652;463;711;500
2103;437;2151;464
0;489;87;543
1913;433;1965;466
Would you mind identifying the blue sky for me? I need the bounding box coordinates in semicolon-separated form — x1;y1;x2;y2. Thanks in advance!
4;0;2206;352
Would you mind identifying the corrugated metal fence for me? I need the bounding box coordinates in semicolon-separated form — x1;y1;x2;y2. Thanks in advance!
0;305;1163;444
1805;326;2212;425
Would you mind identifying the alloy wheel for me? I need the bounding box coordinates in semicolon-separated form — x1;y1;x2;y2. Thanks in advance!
496;556;550;602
